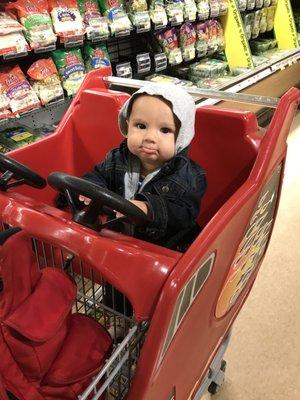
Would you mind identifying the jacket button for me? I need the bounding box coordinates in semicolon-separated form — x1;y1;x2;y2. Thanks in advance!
161;185;169;193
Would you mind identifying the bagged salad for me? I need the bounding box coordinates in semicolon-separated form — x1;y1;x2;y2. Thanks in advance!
77;0;109;40
127;0;150;32
0;65;40;115
179;22;196;61
10;0;56;50
149;0;168;28
165;0;184;26
84;43;111;71
0;82;12;120
183;0;197;22
98;0;132;35
27;58;64;105
156;28;183;65
0;31;29;56
52;48;86;96
49;0;85;42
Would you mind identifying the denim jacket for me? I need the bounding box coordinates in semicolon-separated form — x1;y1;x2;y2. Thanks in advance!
83;140;207;249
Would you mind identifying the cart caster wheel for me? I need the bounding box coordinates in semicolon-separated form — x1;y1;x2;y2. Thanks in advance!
208;381;221;395
220;359;227;372
6;391;20;400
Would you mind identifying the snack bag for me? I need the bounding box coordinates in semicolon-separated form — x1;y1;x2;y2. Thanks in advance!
84;43;111;71
156;27;183;65
27;58;64;105
77;0;109;39
0;31;29;56
98;0;132;35
0;65;40;115
52;48;86;96
149;0;168;28
49;0;85;41
179;22;196;61
11;0;56;50
0;11;23;35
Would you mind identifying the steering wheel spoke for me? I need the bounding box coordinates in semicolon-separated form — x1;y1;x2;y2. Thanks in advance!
0;154;46;191
48;172;149;231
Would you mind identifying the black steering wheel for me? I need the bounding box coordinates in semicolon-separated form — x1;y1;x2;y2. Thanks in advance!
48;172;149;231
0;153;46;191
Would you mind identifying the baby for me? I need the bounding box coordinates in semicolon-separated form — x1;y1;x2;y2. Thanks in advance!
82;83;207;250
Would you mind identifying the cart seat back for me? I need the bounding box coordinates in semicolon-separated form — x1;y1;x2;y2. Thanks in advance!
190;107;261;227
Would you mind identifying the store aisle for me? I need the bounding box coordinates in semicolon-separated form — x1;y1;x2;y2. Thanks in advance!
203;112;300;400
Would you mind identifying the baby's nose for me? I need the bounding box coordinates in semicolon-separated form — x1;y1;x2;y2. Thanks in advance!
143;128;157;141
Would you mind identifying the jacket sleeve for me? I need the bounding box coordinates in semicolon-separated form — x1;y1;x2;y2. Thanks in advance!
135;166;207;241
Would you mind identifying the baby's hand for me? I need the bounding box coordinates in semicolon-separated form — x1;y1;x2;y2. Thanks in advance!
79;195;91;206
115;200;148;219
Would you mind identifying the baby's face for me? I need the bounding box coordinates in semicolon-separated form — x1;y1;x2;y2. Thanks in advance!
127;95;177;174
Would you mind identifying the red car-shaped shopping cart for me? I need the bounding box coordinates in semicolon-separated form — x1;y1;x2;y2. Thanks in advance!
0;69;299;400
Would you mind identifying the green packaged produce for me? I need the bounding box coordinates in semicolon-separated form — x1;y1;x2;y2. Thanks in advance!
78;0;109;39
0;126;40;150
52;48;86;97
84;44;111;71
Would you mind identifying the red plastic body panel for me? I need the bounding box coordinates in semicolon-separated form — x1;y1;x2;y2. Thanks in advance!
0;68;299;399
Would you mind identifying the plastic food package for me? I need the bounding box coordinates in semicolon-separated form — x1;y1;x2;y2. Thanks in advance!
149;0;168;28
252;9;261;39
156;27;183;65
0;125;42;150
11;0;56;50
196;0;210;21
84;43;111;71
145;73;181;84
127;0;150;32
77;0;109;40
98;0;132;35
0;65;40;115
52;48;86;96
237;0;247;11
194;21;208;57
189;58;228;80
247;0;255;10
27;58;64;105
0;83;12;120
218;0;228;15
179;22;196;61
165;0;184;25
183;0;197;21
209;0;220;17
255;0;263;8
266;6;275;31
0;11;23;36
49;0;85;41
243;13;254;40
0;31;29;56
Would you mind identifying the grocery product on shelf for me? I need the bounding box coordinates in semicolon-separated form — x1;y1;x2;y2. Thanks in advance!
0;31;29;57
156;27;183;65
127;0;151;32
98;0;132;36
49;0;85;43
10;0;56;50
149;0;168;28
183;0;197;22
52;48;86;96
0;65;40;116
84;43;111;71
0;125;42;150
27;58;64;105
165;0;184;26
78;0;109;40
179;22;196;61
0;11;23;36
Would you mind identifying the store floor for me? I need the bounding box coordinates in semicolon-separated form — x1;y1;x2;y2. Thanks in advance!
202;112;300;400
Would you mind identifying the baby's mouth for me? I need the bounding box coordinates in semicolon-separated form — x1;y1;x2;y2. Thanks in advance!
140;146;158;155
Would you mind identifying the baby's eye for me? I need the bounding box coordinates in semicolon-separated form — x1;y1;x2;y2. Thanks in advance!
160;127;173;134
136;123;146;129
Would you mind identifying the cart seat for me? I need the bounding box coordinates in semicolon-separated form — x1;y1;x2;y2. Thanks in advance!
0;229;112;398
190;107;261;227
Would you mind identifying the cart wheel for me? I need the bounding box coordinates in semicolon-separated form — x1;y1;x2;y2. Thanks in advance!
208;382;221;395
6;391;19;400
208;360;227;395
